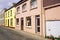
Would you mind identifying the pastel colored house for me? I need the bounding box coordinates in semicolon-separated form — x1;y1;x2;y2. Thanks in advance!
4;6;16;28
15;0;45;37
9;0;60;37
44;0;60;37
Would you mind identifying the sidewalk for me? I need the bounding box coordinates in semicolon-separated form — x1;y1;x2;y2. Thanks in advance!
5;26;49;40
14;29;49;40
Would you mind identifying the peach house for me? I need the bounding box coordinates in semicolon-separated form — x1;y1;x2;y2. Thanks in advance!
15;0;60;37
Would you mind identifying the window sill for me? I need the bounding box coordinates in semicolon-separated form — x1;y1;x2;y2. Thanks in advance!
22;10;27;13
16;24;19;25
30;7;37;10
16;13;20;15
26;26;32;29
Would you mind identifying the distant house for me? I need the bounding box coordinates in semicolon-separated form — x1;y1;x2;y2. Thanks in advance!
0;10;5;26
4;5;16;28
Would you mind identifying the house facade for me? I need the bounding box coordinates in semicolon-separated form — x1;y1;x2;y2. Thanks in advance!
4;7;16;28
3;0;60;37
15;0;60;37
44;0;60;37
0;10;5;26
15;0;45;37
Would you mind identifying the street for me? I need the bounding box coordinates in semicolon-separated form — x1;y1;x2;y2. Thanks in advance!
0;26;48;40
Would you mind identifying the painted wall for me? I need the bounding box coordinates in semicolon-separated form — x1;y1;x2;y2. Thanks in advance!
15;0;45;37
45;6;60;20
45;6;60;37
5;7;16;28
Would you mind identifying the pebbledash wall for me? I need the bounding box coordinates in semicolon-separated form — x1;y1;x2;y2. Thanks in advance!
15;0;60;37
15;0;45;37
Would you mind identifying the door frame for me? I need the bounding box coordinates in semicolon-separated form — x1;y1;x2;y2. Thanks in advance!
21;18;24;30
8;19;9;27
35;15;40;33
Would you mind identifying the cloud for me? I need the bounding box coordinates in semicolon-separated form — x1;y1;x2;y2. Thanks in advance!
0;0;10;2
8;2;13;6
0;0;20;11
0;9;2;12
0;5;4;9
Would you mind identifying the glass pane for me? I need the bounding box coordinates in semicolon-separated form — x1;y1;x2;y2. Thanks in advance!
37;27;40;32
26;17;31;26
37;18;40;26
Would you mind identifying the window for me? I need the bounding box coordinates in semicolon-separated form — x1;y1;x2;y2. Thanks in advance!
10;18;13;26
16;18;19;25
5;13;7;17
8;11;9;17
22;3;27;12
26;17;31;26
36;15;40;26
36;15;40;32
6;20;7;25
17;7;20;14
10;10;12;16
30;0;37;8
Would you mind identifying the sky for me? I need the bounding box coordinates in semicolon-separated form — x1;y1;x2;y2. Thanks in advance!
0;0;20;11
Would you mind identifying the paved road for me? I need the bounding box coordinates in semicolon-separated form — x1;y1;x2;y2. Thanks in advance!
0;26;48;40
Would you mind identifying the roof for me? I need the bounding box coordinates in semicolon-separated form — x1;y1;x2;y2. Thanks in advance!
15;0;27;7
5;5;15;12
5;0;27;12
43;0;60;7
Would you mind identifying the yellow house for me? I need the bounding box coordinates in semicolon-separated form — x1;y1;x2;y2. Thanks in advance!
4;6;16;28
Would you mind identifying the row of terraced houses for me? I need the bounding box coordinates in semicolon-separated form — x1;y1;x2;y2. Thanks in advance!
4;0;60;38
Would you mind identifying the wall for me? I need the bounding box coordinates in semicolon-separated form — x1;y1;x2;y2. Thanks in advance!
5;7;16;28
15;0;45;37
45;6;60;20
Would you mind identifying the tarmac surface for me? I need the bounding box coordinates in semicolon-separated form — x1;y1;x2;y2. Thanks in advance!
0;26;49;40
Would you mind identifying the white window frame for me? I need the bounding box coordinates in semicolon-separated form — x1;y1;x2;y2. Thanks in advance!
26;17;31;27
30;0;37;9
22;3;27;12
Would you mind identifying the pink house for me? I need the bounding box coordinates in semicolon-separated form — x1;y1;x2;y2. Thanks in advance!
15;0;60;37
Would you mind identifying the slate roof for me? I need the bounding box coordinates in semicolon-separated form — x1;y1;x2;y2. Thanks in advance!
43;0;60;7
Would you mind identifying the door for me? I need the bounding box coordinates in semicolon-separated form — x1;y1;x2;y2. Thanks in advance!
46;21;60;37
8;19;9;27
36;15;40;33
21;18;24;30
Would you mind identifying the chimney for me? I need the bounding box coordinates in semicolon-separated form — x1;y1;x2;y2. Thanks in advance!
12;3;16;6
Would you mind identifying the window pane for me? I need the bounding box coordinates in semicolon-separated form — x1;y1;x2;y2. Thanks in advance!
17;7;20;13
8;11;9;17
31;0;37;8
26;17;31;26
10;10;12;16
10;18;13;26
37;27;40;32
16;18;19;25
22;3;27;11
37;18;40;26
